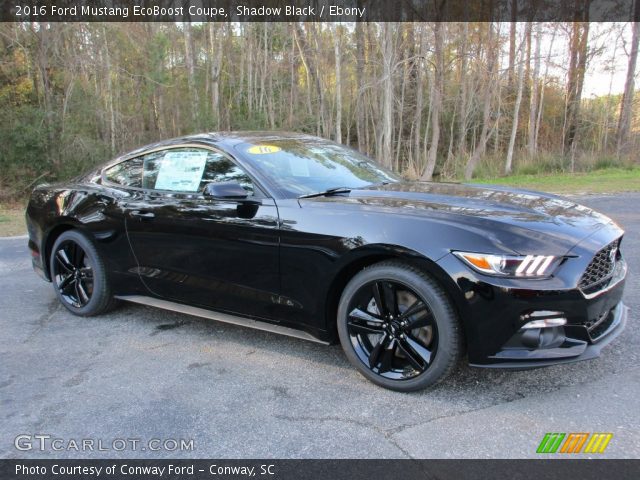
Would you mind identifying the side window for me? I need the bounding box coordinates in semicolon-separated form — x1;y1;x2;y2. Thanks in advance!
199;151;255;196
104;158;143;187
144;148;209;193
106;148;256;196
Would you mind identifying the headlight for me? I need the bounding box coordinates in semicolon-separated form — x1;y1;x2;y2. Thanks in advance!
452;251;559;277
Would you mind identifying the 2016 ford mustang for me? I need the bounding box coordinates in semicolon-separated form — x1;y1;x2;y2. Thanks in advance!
26;132;628;391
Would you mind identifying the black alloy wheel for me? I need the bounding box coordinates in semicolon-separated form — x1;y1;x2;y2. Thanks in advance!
49;230;118;316
337;261;461;391
52;239;94;308
347;280;438;380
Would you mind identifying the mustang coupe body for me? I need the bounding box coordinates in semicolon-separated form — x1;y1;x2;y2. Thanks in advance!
26;132;628;391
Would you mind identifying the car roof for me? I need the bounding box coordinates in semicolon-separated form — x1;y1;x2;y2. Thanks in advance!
110;131;321;164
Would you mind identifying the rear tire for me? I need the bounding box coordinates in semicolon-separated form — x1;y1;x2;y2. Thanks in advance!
49;230;118;316
337;260;461;392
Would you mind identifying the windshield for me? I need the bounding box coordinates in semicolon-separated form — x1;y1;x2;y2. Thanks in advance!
234;137;399;198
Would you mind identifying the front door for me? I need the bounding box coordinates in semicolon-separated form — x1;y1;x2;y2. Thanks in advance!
117;146;280;320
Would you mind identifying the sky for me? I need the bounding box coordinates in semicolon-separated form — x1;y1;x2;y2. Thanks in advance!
584;23;634;97
527;22;634;98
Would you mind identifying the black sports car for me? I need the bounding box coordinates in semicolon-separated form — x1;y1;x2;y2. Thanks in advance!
26;132;628;391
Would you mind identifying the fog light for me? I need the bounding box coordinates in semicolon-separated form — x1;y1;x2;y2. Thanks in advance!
521;310;567;329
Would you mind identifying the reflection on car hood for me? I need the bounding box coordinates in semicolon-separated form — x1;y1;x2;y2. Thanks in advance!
313;181;620;253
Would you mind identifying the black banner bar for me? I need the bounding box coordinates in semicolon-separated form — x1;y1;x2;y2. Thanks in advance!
1;0;638;22
1;459;640;480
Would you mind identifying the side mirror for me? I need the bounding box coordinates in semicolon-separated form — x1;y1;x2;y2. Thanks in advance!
203;181;248;200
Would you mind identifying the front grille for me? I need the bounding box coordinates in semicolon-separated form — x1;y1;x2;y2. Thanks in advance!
579;239;620;295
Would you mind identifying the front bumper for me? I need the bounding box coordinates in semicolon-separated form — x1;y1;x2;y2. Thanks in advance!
436;246;628;367
470;301;627;369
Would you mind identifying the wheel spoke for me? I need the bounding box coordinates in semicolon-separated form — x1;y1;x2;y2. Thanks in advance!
398;300;427;321
57;273;74;291
71;242;85;268
65;279;78;296
372;281;398;317
348;322;384;335
349;307;383;324
348;308;385;335
79;276;93;294
378;338;396;373
397;338;426;371
406;312;433;330
382;282;398;316
76;281;90;305
55;250;74;273
372;282;387;316
368;332;389;369
400;335;433;367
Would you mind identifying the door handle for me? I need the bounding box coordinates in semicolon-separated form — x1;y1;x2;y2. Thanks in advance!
130;210;155;219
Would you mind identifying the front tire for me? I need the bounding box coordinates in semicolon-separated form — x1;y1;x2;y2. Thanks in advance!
50;230;118;316
337;261;461;392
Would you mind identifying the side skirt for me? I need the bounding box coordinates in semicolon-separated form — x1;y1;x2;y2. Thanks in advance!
115;295;330;345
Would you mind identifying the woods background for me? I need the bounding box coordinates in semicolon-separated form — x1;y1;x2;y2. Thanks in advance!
1;20;639;200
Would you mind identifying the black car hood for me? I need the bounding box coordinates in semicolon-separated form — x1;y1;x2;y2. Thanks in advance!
311;181;620;255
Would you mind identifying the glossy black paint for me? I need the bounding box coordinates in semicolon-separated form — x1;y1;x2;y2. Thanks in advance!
25;132;628;366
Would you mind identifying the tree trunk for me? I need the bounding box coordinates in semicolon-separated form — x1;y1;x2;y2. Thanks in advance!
183;22;198;127
295;23;325;136
505;31;526;175
465;23;497;180
378;23;396;169
209;23;224;130
422;22;444;180
102;25;116;155
355;22;366;151
334;26;342;143
617;2;640;156
535;25;557;151
564;12;590;157
527;23;541;156
412;29;425;172
33;23;57;168
508;0;518;87
456;23;469;156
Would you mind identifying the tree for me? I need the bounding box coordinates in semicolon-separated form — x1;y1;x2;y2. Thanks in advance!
208;23;224;130
182;22;198;127
334;25;343;143
377;23;397;169
527;23;541;156
2;19;639;200
505;25;527;174
355;22;367;152
422;22;444;180
617;1;640;156
564;4;591;165
465;23;498;180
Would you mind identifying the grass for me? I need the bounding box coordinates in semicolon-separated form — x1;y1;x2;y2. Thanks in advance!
470;166;640;194
0;203;26;237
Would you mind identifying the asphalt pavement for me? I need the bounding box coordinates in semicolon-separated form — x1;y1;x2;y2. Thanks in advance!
1;193;638;459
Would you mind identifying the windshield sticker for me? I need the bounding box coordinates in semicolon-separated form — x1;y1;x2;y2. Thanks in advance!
154;150;207;191
247;145;282;155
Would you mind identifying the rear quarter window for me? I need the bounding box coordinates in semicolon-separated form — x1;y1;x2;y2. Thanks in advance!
103;158;143;187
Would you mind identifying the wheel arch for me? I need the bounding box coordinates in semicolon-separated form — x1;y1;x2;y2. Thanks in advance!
323;245;469;349
42;220;87;280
